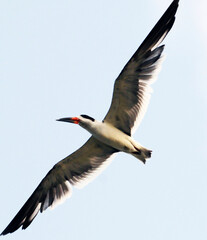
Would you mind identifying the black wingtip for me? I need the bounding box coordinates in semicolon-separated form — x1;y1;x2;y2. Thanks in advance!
1;227;10;236
137;0;179;54
1;222;21;236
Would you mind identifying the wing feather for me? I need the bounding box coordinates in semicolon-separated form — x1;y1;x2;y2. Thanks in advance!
104;0;179;135
1;137;117;235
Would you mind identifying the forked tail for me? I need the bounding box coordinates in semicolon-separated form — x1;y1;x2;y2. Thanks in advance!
131;145;152;164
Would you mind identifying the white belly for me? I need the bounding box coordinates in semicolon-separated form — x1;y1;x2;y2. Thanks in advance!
87;122;136;152
80;120;150;163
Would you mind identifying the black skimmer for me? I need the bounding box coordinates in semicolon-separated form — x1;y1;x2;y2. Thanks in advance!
1;0;179;235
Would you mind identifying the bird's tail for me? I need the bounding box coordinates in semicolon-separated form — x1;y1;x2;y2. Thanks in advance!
131;144;152;164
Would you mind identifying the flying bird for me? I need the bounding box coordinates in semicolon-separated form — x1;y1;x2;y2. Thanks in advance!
1;0;179;235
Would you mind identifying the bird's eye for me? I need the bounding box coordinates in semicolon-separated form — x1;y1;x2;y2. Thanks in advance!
80;114;95;122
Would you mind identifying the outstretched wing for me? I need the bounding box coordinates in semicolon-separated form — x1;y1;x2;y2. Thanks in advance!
104;0;179;135
1;137;117;235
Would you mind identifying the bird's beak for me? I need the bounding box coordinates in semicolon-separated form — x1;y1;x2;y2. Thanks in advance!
56;117;80;124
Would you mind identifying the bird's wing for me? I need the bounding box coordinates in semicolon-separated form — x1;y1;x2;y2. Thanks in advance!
104;0;179;135
1;137;117;235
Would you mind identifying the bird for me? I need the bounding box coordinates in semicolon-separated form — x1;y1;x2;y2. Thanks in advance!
1;0;179;235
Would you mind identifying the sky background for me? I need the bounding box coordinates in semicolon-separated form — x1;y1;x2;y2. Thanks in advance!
0;0;207;239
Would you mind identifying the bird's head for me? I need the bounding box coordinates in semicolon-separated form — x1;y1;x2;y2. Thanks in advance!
57;114;95;128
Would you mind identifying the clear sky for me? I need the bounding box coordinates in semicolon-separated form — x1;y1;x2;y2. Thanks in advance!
0;0;206;239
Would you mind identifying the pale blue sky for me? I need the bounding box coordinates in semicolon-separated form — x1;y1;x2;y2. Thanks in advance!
1;0;206;239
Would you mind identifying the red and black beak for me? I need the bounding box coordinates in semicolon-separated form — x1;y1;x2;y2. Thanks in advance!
56;117;80;124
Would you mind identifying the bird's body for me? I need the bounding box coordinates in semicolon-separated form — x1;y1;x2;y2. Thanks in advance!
79;117;151;163
1;0;179;235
